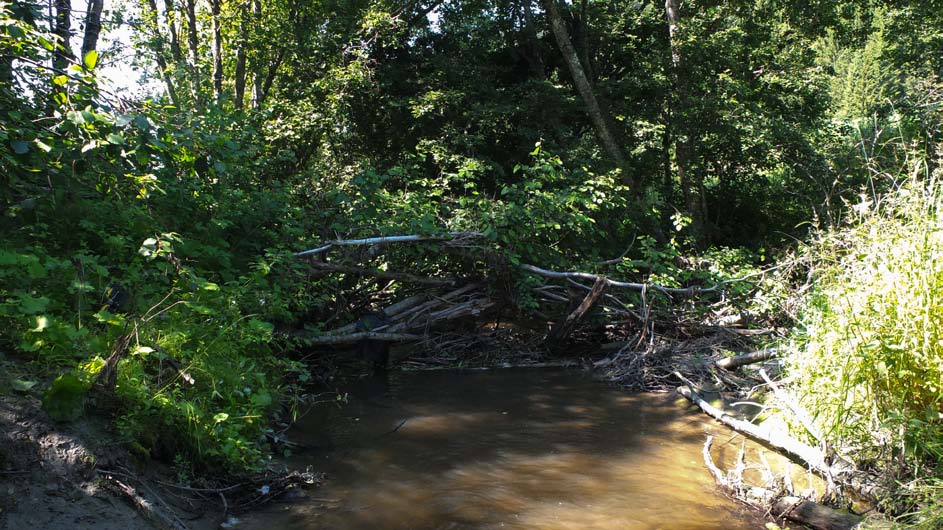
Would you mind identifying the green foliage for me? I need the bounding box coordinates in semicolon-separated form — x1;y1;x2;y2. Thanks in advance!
786;169;943;472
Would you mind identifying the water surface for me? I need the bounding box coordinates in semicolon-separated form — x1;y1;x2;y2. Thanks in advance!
242;369;769;530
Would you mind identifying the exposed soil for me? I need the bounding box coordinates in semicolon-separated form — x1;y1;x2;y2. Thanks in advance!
0;392;217;530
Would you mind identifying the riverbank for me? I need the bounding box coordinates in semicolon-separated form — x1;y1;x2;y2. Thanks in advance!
0;389;199;530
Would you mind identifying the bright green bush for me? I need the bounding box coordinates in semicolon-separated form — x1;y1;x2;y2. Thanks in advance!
787;167;943;470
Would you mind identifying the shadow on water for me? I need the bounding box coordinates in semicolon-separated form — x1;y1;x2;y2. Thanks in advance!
241;369;769;530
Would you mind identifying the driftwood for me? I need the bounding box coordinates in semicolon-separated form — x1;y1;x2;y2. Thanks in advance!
715;348;777;370
677;385;887;505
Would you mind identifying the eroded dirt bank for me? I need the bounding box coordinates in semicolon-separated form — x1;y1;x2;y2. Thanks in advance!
0;393;218;530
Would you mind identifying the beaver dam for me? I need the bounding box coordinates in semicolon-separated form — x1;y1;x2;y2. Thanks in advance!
238;368;782;530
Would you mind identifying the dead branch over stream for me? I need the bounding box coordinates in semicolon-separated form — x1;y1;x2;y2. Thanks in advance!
677;385;888;505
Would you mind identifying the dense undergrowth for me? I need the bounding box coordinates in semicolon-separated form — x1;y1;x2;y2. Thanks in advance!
784;163;943;524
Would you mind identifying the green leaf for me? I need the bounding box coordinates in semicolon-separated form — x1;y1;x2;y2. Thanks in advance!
83;50;99;70
11;140;29;154
213;412;230;423
52;75;68;86
106;133;125;145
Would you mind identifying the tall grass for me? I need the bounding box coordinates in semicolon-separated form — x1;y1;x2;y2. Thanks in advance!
787;162;943;473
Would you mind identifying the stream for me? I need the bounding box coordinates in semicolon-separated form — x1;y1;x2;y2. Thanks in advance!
240;368;774;530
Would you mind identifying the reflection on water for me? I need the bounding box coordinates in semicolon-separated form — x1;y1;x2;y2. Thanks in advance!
241;369;770;530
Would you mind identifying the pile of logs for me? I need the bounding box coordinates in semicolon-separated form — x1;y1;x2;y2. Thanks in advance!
298;283;494;345
292;231;740;347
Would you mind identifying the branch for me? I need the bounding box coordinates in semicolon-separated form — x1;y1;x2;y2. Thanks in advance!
294;232;484;257
520;263;720;296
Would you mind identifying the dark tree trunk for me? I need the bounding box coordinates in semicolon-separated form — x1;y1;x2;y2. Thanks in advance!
257;48;285;107
144;0;179;105
211;0;223;103
572;0;594;82
184;0;201;104
542;0;634;188
251;0;263;108
233;1;249;109
81;0;104;60
53;0;73;71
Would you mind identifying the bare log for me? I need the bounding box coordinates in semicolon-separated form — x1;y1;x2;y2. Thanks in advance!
322;284;482;336
715;349;777;370
760;368;823;443
310;261;457;286
302;332;425;344
771;497;864;530
547;276;609;343
677;385;887;504
295;232;484;257
101;476;189;530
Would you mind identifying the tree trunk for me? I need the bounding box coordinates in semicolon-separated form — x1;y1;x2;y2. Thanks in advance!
165;0;184;63
665;0;704;242
520;0;544;78
81;0;104;60
53;0;73;71
211;0;223;103
234;1;248;109
184;0;201;104
144;0;179;105
257;48;284;107
251;0;263;108
541;0;634;189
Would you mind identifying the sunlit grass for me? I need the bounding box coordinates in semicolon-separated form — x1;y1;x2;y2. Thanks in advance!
786;160;943;518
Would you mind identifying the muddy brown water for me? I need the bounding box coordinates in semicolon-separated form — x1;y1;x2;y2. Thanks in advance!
240;368;776;530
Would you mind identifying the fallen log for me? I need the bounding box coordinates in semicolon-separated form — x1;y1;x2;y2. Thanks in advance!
677;385;887;505
771;496;864;530
715;349;777;370
322;284;483;336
